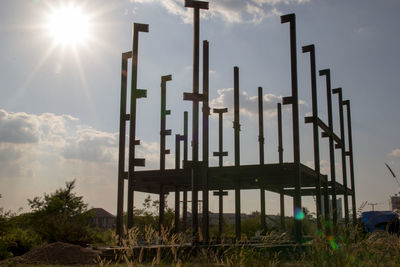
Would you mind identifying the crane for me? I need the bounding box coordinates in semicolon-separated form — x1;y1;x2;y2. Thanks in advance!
385;163;400;186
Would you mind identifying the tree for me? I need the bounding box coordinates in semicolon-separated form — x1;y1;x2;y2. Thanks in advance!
27;180;96;244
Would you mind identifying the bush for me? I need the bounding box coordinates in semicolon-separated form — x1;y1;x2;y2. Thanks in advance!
27;180;98;245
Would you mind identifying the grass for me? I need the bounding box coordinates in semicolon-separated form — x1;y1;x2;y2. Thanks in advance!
4;223;400;266
93;223;400;267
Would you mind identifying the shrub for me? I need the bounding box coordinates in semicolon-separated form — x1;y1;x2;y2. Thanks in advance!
27;180;97;245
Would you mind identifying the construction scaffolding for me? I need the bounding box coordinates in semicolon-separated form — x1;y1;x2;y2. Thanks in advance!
116;0;356;243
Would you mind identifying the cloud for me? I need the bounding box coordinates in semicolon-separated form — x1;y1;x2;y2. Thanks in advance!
63;129;118;163
0;109;163;166
0;109;39;144
130;0;310;24
0;108;164;213
389;149;400;157
306;160;335;175
211;87;291;118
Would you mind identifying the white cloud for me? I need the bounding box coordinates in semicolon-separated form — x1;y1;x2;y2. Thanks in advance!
130;0;310;24
63;129;118;163
389;149;400;157
0;108;164;213
210;87;306;119
0;109;39;144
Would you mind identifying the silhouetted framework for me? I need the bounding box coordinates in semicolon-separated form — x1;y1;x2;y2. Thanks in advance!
213;107;228;239
116;1;356;244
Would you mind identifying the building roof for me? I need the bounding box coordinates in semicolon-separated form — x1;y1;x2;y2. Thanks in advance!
89;208;115;218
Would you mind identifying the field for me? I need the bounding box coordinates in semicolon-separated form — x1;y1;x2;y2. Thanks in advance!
3;224;400;267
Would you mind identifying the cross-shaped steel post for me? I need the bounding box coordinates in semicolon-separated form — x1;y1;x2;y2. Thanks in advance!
302;44;324;225
213;107;228;239
332;87;349;224
319;69;338;229
159;74;172;234
127;23;148;230
343;100;356;224
281;13;302;242
183;0;209;242
258;87;267;233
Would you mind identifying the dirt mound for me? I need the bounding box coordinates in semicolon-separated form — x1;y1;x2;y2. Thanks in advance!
1;242;101;265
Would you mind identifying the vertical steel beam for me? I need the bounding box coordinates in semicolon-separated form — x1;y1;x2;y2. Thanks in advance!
302;45;323;225
159;75;172;233
277;103;283;165
184;0;208;242
117;51;132;239
277;103;285;230
159;185;165;234
212;108;228;240
258;87;266;233
281;13;302;242
183;112;188;231
343;100;356;224
202;40;210;242
175;134;185;233
233;66;241;240
280;191;285;231
319;69;337;229
160;75;172;170
127;23;148;229
333;87;349;224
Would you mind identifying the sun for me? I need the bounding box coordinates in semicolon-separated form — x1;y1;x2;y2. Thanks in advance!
46;5;90;46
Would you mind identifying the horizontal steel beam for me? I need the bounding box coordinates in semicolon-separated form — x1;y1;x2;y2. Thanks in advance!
185;0;209;9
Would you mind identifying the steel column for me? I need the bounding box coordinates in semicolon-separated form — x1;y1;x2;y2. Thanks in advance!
302;45;323;225
344;100;356;224
319;69;337;229
281;13;302;242
183;111;189;231
117;51;131;239
213;107;228;239
258;87;267;233
175;134;185;233
127;23;148;229
159;185;165;234
333;87;349;224
159;75;172;233
278;103;283;164
202;40;210;242
277;103;285;230
160;75;172;170
184;0;209;242
233;66;241;240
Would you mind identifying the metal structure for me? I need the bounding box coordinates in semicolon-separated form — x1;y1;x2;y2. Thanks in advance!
212;107;228;239
116;1;357;243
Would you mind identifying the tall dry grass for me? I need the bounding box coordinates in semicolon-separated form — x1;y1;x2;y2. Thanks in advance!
96;223;400;266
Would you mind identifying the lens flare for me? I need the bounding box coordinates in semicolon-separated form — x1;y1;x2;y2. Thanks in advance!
294;207;305;220
328;235;339;250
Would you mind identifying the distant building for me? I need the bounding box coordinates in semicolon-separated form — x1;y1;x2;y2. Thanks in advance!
390;195;400;210
89;208;116;229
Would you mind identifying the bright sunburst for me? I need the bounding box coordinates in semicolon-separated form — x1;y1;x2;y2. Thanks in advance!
46;5;90;46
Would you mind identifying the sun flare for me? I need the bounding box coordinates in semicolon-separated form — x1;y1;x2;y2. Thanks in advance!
46;5;90;46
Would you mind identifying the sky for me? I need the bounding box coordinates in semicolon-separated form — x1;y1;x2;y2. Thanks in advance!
0;0;399;217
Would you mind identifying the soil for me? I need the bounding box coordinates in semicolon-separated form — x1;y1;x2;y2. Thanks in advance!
0;241;101;265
